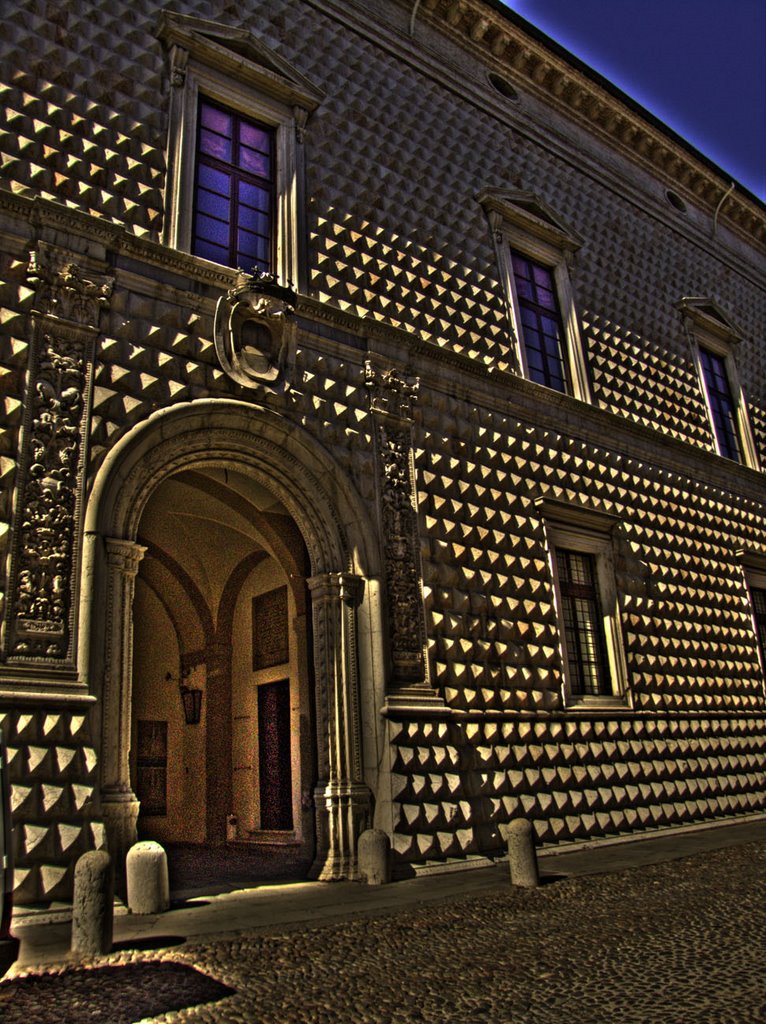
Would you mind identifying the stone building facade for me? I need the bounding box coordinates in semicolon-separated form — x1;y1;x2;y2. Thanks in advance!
0;0;764;904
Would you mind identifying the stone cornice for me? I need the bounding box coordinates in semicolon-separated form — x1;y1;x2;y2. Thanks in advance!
535;496;622;535
405;0;766;250
296;296;766;507
0;190;241;291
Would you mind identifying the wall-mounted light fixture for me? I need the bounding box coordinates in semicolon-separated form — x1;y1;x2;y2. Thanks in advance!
165;668;203;725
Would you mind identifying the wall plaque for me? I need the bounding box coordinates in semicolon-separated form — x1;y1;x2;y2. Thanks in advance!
252;585;289;670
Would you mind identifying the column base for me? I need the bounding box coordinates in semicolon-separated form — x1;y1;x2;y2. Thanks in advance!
383;685;449;715
101;788;140;872
309;781;372;881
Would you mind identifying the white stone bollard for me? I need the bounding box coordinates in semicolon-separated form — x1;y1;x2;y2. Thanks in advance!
358;828;391;885
507;818;539;888
126;840;170;914
71;850;114;956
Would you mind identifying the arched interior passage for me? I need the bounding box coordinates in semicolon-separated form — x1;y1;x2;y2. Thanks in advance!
129;465;314;869
86;401;386;881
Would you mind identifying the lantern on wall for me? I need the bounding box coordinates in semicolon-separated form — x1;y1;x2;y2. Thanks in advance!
165;668;203;726
179;685;203;726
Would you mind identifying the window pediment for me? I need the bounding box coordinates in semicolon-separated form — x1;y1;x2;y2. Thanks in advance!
536;497;620;537
157;12;324;112
738;549;766;576
678;296;743;346
477;188;584;253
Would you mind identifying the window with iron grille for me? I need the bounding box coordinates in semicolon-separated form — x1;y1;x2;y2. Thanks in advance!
698;347;743;462
511;252;569;393
193;100;274;274
555;548;611;697
752;587;766;671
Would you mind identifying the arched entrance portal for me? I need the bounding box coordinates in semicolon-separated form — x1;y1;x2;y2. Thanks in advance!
81;401;385;883
131;467;314;873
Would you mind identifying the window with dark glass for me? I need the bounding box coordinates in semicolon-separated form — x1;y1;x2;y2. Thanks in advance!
555;548;610;696
135;720;167;816
511;253;569;393
193;100;274;274
752;587;766;669
699;347;742;462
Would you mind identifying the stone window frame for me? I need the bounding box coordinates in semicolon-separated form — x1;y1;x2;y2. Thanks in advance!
738;550;766;687
537;498;630;709
158;13;323;290
478;188;592;403
680;296;760;471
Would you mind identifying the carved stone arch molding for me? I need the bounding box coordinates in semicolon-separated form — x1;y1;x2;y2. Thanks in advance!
81;399;385;880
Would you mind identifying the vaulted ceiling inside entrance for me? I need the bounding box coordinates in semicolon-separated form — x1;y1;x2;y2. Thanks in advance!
136;467;298;623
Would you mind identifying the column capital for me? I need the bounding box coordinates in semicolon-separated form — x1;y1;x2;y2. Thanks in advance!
307;572;365;607
105;537;146;576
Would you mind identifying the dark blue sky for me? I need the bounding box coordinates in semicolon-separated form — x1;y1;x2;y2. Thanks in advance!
508;0;766;203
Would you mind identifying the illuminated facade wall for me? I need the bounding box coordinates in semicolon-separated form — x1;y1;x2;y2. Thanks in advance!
0;0;764;902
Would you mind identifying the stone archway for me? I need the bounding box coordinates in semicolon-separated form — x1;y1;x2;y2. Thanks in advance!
81;400;385;880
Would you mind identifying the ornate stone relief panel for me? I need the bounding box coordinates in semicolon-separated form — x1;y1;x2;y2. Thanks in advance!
3;244;112;665
364;361;437;702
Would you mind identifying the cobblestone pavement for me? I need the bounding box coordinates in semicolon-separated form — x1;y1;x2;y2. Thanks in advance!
2;840;765;1024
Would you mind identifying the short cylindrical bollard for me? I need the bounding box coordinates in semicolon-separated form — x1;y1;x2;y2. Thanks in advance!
71;850;114;956
358;828;391;885
507;818;539;888
126;841;170;915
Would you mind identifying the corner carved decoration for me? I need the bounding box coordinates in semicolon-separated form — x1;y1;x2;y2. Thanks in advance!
213;271;296;390
4;244;113;664
365;361;430;692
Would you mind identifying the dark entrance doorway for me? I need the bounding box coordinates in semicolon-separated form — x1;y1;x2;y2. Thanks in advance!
130;465;314;875
258;678;293;830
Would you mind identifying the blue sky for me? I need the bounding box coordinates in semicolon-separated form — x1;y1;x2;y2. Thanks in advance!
507;0;766;203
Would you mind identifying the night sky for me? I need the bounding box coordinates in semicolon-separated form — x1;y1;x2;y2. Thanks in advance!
507;0;766;203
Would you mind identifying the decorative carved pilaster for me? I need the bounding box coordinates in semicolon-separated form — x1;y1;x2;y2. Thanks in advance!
3;245;112;665
27;248;114;324
307;572;370;879
99;538;145;865
365;361;433;693
364;361;420;420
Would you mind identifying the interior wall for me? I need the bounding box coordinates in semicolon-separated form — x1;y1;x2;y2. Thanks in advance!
131;579;207;843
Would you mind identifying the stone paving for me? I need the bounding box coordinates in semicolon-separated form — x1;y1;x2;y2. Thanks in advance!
2;840;765;1023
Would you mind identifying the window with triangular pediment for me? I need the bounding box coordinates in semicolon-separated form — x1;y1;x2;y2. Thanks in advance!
679;296;760;470
477;188;592;403
158;13;323;290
